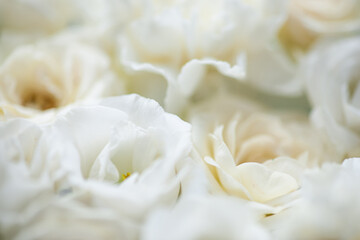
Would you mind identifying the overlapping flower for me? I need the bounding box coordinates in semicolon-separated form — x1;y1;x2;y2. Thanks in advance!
0;0;359;239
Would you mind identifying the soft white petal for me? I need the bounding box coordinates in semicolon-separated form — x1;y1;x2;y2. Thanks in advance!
142;195;271;240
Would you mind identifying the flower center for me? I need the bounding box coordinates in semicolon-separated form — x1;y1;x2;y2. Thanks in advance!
117;172;132;183
217;114;306;165
121;172;131;181
348;74;360;108
21;90;58;110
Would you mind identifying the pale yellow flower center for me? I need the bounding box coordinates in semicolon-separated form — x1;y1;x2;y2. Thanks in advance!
21;89;59;110
121;172;131;181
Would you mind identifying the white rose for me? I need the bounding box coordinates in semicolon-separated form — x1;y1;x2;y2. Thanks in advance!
271;158;360;240
0;0;132;64
118;0;299;113
188;94;341;206
0;0;79;34
279;0;360;56
0;37;125;122
302;36;360;156
142;195;271;240
0;0;123;34
0;94;192;239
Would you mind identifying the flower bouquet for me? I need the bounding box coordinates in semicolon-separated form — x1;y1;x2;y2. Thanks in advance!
1;0;360;239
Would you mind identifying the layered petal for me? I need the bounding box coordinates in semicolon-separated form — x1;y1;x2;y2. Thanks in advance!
0;94;193;239
188;94;341;206
0;37;125;121
302;36;360;156
117;0;301;113
271;158;360;240
142;195;271;240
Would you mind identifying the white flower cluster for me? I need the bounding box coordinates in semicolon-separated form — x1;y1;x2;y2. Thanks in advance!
0;0;359;239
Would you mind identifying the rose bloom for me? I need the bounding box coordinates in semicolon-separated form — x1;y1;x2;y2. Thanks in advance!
279;0;360;57
0;0;79;63
117;0;302;114
0;94;192;239
0;0;79;34
0;0;136;67
269;158;360;240
301;36;360;157
0;36;125;122
0;0;125;39
187;94;341;207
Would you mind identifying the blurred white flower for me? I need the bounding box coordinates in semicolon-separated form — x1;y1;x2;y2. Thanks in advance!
0;37;125;122
0;144;54;240
0;94;192;239
10;197;138;240
302;36;360;156
0;0;134;65
142;195;271;240
271;158;360;240
188;94;340;205
117;0;301;113
279;0;360;57
0;0;79;34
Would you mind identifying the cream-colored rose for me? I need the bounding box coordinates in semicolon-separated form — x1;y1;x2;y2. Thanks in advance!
279;0;360;57
0;37;125;122
117;0;300;113
0;94;192;239
301;36;360;156
188;94;341;205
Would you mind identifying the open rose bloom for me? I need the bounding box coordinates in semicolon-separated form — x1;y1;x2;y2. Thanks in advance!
1;0;360;239
187;94;342;206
